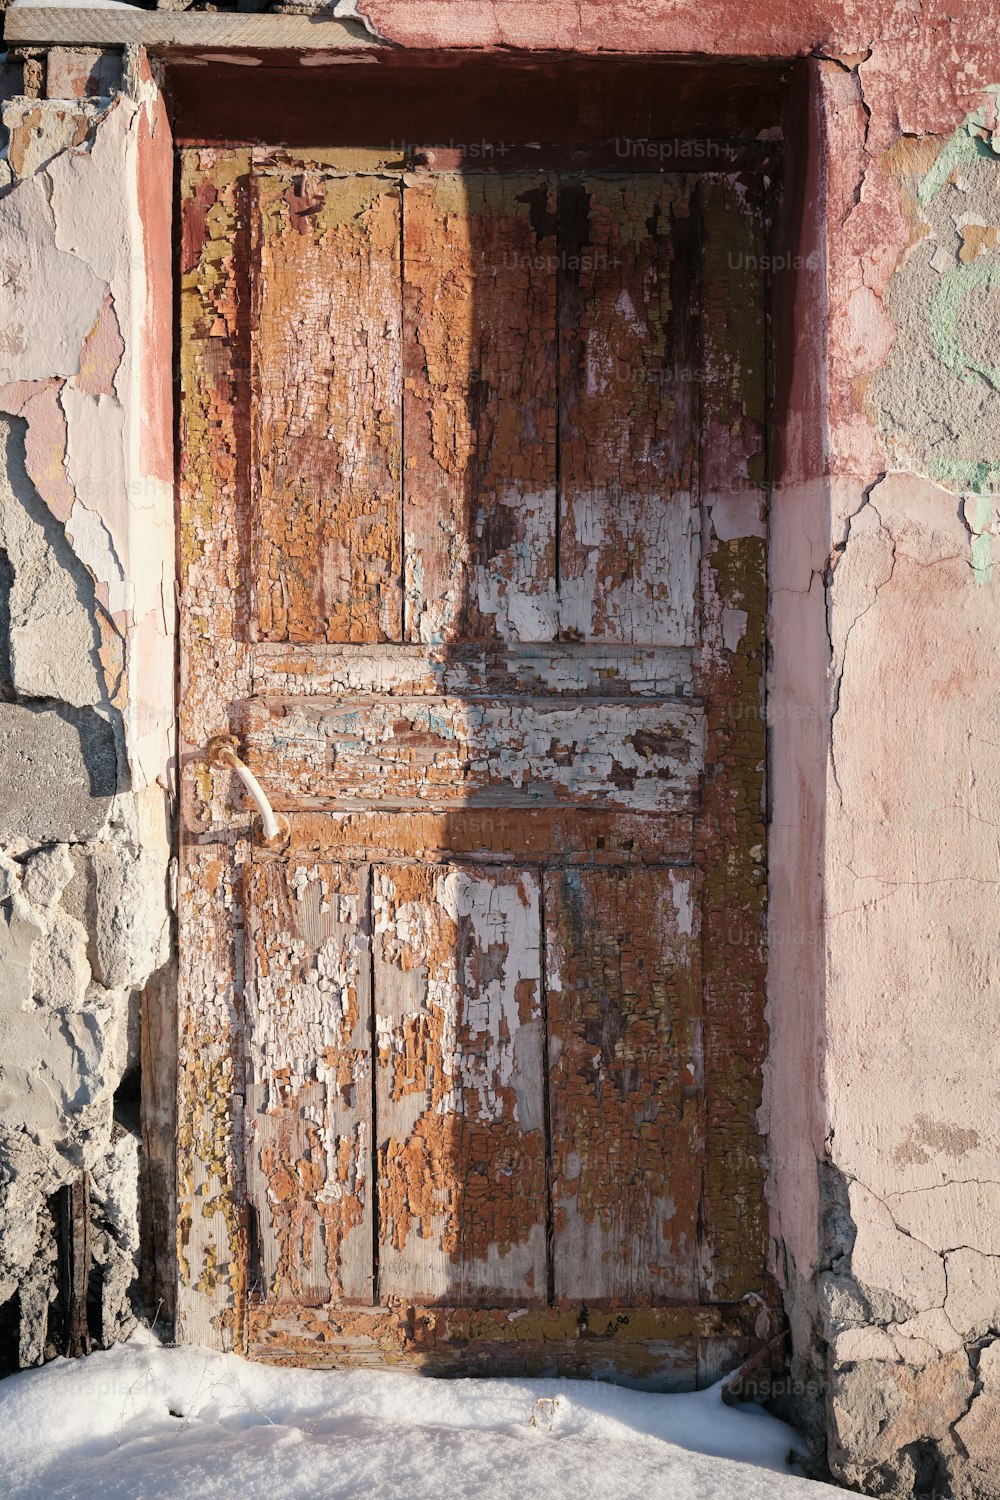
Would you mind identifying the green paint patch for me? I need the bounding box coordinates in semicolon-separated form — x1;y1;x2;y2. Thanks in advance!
918;88;1000;207
935;459;1000;493
970;531;993;585
963;493;995;585
930;260;1000;389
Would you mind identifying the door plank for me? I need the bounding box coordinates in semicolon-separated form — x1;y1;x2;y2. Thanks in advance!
402;174;558;644
695;175;769;1301
243;694;703;811
558;176;700;645
244;858;374;1304
546;865;703;1303
374;864;547;1304
280;808;695;867
252;167;402;644
177;148;255;1350
252;641;696;700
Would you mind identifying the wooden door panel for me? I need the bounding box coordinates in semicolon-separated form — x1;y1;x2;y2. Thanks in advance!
242;693;703;811
695;175;769;1301
545;865;702;1304
178;146;775;1380
252;166;403;644
178;148;254;1348
276;808;695;867
252;641;696;700
402;175;559;645
244;858;373;1304
557;177;700;645
373;864;547;1303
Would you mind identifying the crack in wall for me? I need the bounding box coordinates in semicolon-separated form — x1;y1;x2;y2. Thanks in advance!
0;57;174;1368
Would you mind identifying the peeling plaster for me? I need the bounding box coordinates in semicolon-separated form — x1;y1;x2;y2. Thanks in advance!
869;88;1000;497
0;177;106;383
758;51;1000;1492
0;65;174;1366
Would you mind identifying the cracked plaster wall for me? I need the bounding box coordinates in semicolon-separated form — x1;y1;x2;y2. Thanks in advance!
763;50;1000;1500
0;48;174;1367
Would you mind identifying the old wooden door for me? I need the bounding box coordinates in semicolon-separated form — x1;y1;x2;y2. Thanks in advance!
177;144;775;1383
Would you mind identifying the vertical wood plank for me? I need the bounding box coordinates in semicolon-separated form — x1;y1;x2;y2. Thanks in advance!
140;966;177;1321
244;859;373;1305
177;148;254;1350
58;1174;91;1358
696;171;769;1302
252;165;402;644
374;863;547;1303
545;865;703;1304
402;174;558;644
558;176;701;646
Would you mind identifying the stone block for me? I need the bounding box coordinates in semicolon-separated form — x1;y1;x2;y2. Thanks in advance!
0;703;117;845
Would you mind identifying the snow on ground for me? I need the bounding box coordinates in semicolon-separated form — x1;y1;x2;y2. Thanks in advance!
0;1331;842;1500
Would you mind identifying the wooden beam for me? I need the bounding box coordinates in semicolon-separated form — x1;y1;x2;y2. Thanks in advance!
4;9;385;51
58;1173;91;1359
140;967;177;1324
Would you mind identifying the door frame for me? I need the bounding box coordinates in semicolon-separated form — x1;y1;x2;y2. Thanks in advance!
164;47;825;1391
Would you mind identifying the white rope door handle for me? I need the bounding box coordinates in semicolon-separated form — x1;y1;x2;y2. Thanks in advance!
205;735;288;847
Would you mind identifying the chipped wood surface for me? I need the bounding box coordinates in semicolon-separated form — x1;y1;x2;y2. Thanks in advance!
281;809;695;866
253;642;696;699
177;149;254;1351
403;175;558;644
245;859;373;1305
546;866;702;1303
374;865;546;1303
178;149;773;1383
244;1299;782;1384
252;164;402;644
558;177;700;645
243;694;703;811
140;967;177;1321
695;176;769;1301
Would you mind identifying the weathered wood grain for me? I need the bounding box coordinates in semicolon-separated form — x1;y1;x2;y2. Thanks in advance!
253;642;697;700
58;1174;91;1358
558;176;700;645
402;174;559;644
244;859;373;1305
140;967;177;1322
4;10;381;48
177;147;773;1378
282;809;695;866
177;148;255;1351
695;174;769;1302
545;865;703;1303
243;695;703;811
252;165;402;644
244;1297;783;1385
373;864;547;1304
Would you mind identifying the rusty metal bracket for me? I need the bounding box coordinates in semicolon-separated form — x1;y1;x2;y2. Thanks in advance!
205;734;290;850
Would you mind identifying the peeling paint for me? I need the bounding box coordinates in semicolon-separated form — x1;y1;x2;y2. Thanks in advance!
0;58;175;1366
179;149;771;1381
